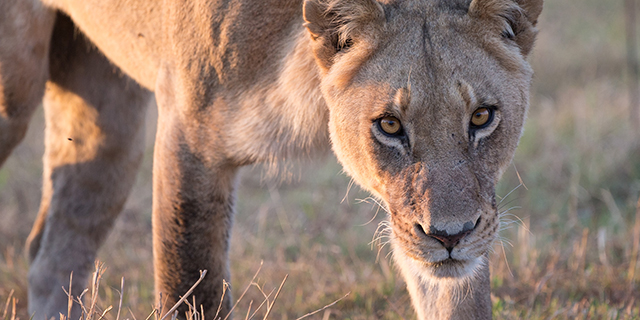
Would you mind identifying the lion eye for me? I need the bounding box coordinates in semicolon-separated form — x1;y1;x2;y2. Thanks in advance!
336;38;353;52
470;107;493;128
379;116;402;136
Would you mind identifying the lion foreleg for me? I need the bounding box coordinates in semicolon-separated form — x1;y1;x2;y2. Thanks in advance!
152;64;235;318
26;14;150;319
0;0;54;166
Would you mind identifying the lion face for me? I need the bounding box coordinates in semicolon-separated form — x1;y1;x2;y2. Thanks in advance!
304;0;541;280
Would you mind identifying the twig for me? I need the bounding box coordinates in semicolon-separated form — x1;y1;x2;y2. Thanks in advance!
129;307;139;320
143;308;157;320
88;262;107;320
192;296;198;320
96;306;113;320
214;279;229;320
248;291;271;320
244;301;253;320
295;292;350;320
76;288;90;318
2;289;14;320
160;270;208;320
67;272;73;320
224;261;264;320
10;299;15;320
116;277;124;320
262;275;288;320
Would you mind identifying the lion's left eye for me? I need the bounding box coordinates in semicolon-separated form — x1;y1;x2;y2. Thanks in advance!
378;116;403;136
470;107;494;128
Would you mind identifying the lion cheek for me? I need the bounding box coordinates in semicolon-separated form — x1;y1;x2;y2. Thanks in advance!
328;118;389;199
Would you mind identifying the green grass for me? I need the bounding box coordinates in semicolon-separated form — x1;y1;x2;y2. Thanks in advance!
2;0;640;318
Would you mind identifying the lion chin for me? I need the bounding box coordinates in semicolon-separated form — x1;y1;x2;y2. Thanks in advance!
424;257;484;279
399;251;486;283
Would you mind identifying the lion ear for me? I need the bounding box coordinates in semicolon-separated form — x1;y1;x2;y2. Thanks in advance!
303;0;384;72
469;0;543;56
515;0;543;26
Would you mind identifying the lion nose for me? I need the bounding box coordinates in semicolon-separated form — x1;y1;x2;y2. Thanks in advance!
419;219;479;252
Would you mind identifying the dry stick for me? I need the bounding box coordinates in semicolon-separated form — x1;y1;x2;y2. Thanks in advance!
192;296;198;320
88;265;98;319
61;280;77;318
248;282;275;319
143;308;157;320
262;274;288;320
96;306;113;320
214;280;230;320
9;299;15;320
223;261;264;320
248;291;272;320
244;301;253;320
116;277;125;320
129;307;140;320
183;298;194;320
295;293;350;320
184;295;201;320
67;272;73;320
160;270;208;320
88;262;106;320
76;288;90;318
2;289;14;320
195;296;200;320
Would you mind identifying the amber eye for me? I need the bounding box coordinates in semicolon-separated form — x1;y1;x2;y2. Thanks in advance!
470;107;493;128
379;116;402;135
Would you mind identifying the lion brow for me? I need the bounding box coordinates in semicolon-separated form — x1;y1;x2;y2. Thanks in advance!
456;79;477;110
394;87;411;114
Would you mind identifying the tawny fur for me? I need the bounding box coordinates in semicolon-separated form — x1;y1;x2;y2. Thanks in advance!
0;0;542;319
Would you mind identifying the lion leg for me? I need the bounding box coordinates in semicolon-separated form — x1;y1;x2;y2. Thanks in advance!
0;0;55;166
26;13;151;319
152;64;235;318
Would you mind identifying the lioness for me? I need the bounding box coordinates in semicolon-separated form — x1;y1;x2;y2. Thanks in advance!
0;0;542;318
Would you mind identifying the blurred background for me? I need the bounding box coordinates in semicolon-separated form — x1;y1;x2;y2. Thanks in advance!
1;0;640;318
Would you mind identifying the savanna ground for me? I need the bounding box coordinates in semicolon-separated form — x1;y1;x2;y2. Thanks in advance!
2;0;640;319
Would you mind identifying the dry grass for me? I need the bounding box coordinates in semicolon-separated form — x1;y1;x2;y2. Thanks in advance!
1;0;640;319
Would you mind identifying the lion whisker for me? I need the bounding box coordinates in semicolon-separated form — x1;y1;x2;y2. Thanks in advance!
341;178;356;204
497;182;522;204
359;203;382;227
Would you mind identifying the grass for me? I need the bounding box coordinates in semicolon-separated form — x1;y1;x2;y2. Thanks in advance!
1;0;640;318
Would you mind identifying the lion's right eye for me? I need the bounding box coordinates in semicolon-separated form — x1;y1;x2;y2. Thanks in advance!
378;116;403;136
470;107;494;129
336;38;353;52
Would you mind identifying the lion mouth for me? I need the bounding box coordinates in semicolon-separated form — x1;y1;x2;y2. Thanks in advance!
390;215;493;280
417;255;482;279
397;247;484;280
430;257;466;268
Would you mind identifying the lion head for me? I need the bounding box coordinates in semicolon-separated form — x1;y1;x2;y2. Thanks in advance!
303;0;541;282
